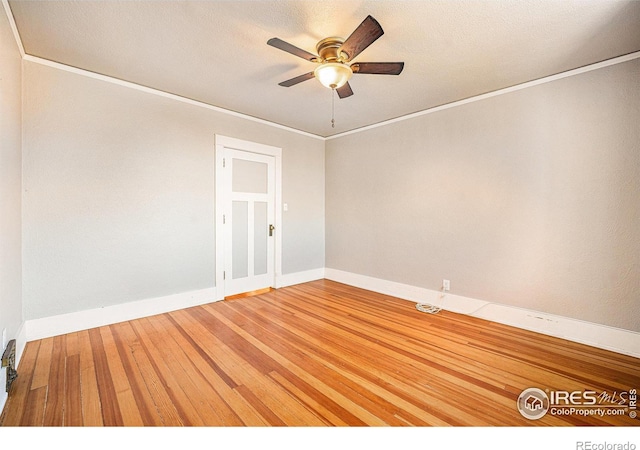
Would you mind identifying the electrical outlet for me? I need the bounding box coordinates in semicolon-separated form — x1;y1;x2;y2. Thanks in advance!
442;279;450;292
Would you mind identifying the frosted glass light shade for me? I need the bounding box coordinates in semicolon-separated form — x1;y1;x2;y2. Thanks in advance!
314;62;353;89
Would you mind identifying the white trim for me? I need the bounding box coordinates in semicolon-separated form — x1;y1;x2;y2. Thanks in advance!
2;0;25;57
16;266;322;344
278;268;325;288
14;321;26;367
25;288;217;342
5;0;639;142
471;303;640;359
215;144;226;299
215;135;283;300
326;51;640;140
324;268;640;358
20;269;637;356
11;35;639;142
23;55;324;140
324;268;488;314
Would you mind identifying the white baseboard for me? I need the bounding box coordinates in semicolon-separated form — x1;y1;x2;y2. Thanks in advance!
471;303;640;358
324;268;640;358
14;321;26;366
278;268;325;288
19;268;640;359
23;266;326;343
324;268;489;314
25;287;218;342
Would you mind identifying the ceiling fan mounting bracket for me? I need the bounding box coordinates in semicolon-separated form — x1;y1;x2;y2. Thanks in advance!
315;37;346;63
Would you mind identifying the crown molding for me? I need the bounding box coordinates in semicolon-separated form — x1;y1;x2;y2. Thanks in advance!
326;50;640;140
3;1;324;140
24;55;325;141
5;2;640;142
2;0;25;56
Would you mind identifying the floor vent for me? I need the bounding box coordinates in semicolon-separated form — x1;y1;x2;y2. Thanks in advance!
2;339;17;392
416;303;441;314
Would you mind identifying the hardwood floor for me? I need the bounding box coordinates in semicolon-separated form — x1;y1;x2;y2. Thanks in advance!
1;280;638;426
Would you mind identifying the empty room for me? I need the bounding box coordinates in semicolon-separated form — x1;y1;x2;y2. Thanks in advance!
1;0;639;442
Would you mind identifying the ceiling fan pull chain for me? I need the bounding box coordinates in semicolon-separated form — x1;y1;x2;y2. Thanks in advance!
331;88;336;128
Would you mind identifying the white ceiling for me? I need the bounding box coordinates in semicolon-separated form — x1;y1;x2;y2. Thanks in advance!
7;0;640;138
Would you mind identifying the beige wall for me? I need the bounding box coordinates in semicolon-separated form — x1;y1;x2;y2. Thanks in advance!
10;23;640;335
326;58;640;332
0;9;23;345
22;61;324;320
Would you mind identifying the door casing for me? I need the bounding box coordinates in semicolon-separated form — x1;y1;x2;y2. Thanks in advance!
215;135;282;300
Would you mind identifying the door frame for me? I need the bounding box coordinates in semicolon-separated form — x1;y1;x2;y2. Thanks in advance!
214;135;282;300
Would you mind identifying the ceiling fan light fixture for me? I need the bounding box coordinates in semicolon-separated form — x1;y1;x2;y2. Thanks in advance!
314;62;352;90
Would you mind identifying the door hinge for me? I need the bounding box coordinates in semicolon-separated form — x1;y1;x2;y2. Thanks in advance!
223;214;226;224
223;158;226;168
223;271;226;280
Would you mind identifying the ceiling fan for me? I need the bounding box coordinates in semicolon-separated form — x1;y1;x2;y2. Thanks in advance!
267;15;404;99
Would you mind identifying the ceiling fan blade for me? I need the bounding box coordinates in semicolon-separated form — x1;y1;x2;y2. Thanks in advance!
267;38;318;62
351;62;404;75
336;82;354;99
278;72;315;87
338;15;384;61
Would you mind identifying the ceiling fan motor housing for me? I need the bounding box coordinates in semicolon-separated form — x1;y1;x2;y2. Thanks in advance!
315;37;347;62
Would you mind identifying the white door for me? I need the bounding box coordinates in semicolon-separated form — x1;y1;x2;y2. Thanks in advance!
222;149;276;297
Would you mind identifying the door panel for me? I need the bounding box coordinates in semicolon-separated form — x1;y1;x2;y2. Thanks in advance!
253;201;268;276
232;159;268;194
231;200;249;279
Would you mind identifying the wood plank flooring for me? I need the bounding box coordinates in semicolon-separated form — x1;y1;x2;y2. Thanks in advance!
1;280;638;426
